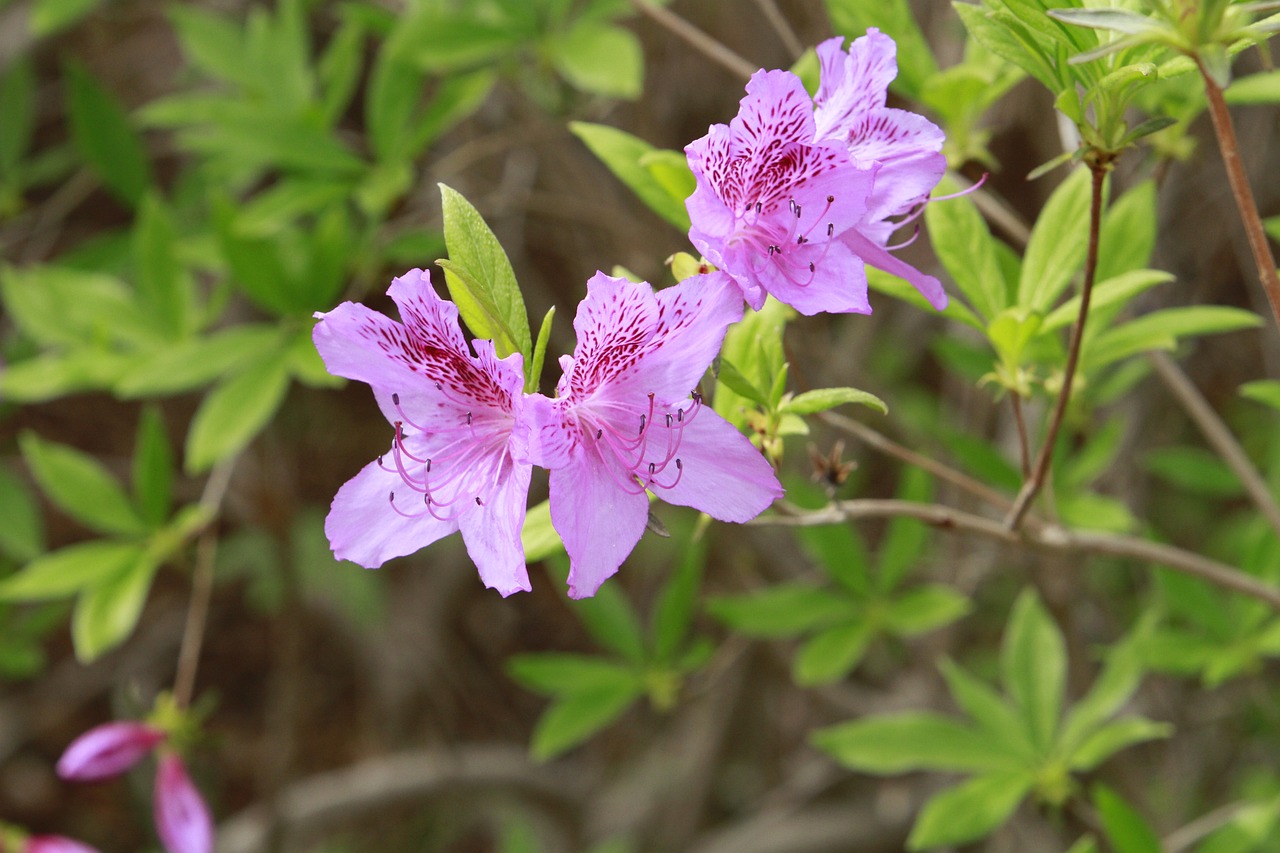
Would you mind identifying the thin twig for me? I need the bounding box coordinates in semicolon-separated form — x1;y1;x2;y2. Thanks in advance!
749;0;804;60
1006;163;1109;529
758;499;1280;610
1164;801;1249;853
1198;59;1280;333
628;0;758;81
172;458;237;710
1148;350;1280;541
817;411;1012;510
1010;394;1032;478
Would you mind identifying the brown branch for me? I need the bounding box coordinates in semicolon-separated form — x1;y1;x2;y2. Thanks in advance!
1006;163;1109;529
628;0;758;81
1198;59;1280;333
758;499;1280;610
1148;350;1280;541
749;0;803;61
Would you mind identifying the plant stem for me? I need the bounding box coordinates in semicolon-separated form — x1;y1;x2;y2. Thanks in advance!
172;459;236;710
1198;59;1280;332
749;0;803;60
1005;162;1108;530
761;499;1280;611
1148;350;1280;541
628;0;758;81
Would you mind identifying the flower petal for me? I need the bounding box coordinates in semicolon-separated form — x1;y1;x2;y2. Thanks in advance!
751;238;872;316
813;29;896;144
457;457;534;596
26;836;102;853
56;721;165;782
564;272;660;398
324;452;459;568
844;229;947;310
864;148;946;223
550;447;649;599
646;409;782;521
524;393;578;469
153;754;213;853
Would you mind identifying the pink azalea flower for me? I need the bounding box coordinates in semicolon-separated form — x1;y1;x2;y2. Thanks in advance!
25;836;101;853
55;721;165;782
685;70;877;315
527;271;783;598
812;29;948;310
153;754;213;853
312;268;534;596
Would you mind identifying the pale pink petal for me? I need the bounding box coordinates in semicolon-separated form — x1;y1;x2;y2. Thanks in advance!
847;109;945;171
844;229;947;310
385;268;469;355
524;393;578;469
732;69;817;154
751;239;873;316
153;754;213;853
550;448;649;599
457;458;534;596
813;29;897;144
324;451;459;568
56;722;164;782
565;273;660;398
647;409;782;521
864;149;947;224
26;836;102;853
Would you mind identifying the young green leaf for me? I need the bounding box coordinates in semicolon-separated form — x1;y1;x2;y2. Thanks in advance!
1092;784;1163;853
814;712;1014;774
707;584;857;638
71;555;160;662
549;21;643;99
132;194;193;339
925;175;1008;321
63;60;153;207
651;527;708;663
1019;167;1092;313
1068;717;1172;771
115;324;284;398
569;122;691;231
184;350;292;473
437;184;531;363
568;578;648;666
528;678;644;761
781;387;887;416
0;540;142;601
528;306;556;394
1241;379;1280;413
884;585;971;636
939;658;1037;760
793;620;875;685
508;653;643;695
907;769;1034;850
0;467;45;563
521;499;564;562
1001;590;1067;753
132;406;174;528
20;433;145;537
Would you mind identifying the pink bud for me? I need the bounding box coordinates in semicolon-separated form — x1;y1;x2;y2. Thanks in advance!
153;754;213;853
25;836;101;853
56;722;165;782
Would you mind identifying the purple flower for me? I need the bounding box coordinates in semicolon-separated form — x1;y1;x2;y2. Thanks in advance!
153;754;213;853
685;70;877;316
25;836;101;853
55;721;166;782
812;29;948;310
527;271;783;598
313;268;534;596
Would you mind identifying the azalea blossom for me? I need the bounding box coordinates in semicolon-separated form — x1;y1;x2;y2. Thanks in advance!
527;271;783;598
312;268;533;596
813;28;948;310
56;722;213;853
685;69;876;315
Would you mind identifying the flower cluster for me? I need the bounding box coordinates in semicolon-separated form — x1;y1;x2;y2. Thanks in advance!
56;721;212;853
686;28;947;315
314;269;782;599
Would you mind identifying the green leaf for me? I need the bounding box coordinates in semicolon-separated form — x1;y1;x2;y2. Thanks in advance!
1092;784;1162;853
907;770;1033;850
63;60;153;207
569;580;647;665
437;184;531;362
1241;379;1280;413
168;5;252;87
793;620;875;685
781;387;887;416
317;14;367;124
71;555;159;662
569;122;691;231
132;194;193;338
714;359;767;406
0;466;45;562
1145;446;1244;497
1086;306;1263;370
31;0;102;37
521;499;563;562
1226;69;1280;104
884;584;971;636
549;22;643;99
20;433;145;537
877;467;932;592
795;518;871;597
0;60;36;177
1068;717;1172;771
508;653;642;695
115;325;284;398
715;297;792;429
528;678;644;761
396;11;521;73
940;658;1033;757
651;530;707;663
1045;8;1167;36
707;584;857;638
814;712;1016;774
132;407;174;527
925;175;1007;320
528;306;556;394
1060;621;1149;752
184;350;292;473
1040;270;1173;333
1019;167;1093;313
1;265;149;350
0;540;142;601
1096;181;1156;281
1001;589;1066;752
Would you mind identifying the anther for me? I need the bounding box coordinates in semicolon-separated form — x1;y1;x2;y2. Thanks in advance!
466;412;472;425
638;414;647;436
392;393;400;404
596;428;603;440
827;223;834;237
755;202;762;214
475;496;483;506
809;262;815;272
666;414;673;427
826;195;834;202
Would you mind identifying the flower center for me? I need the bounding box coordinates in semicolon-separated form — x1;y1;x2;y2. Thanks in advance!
585;392;703;495
382;389;510;521
730;194;837;288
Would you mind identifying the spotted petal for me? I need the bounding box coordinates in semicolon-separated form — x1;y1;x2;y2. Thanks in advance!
813;30;897;145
